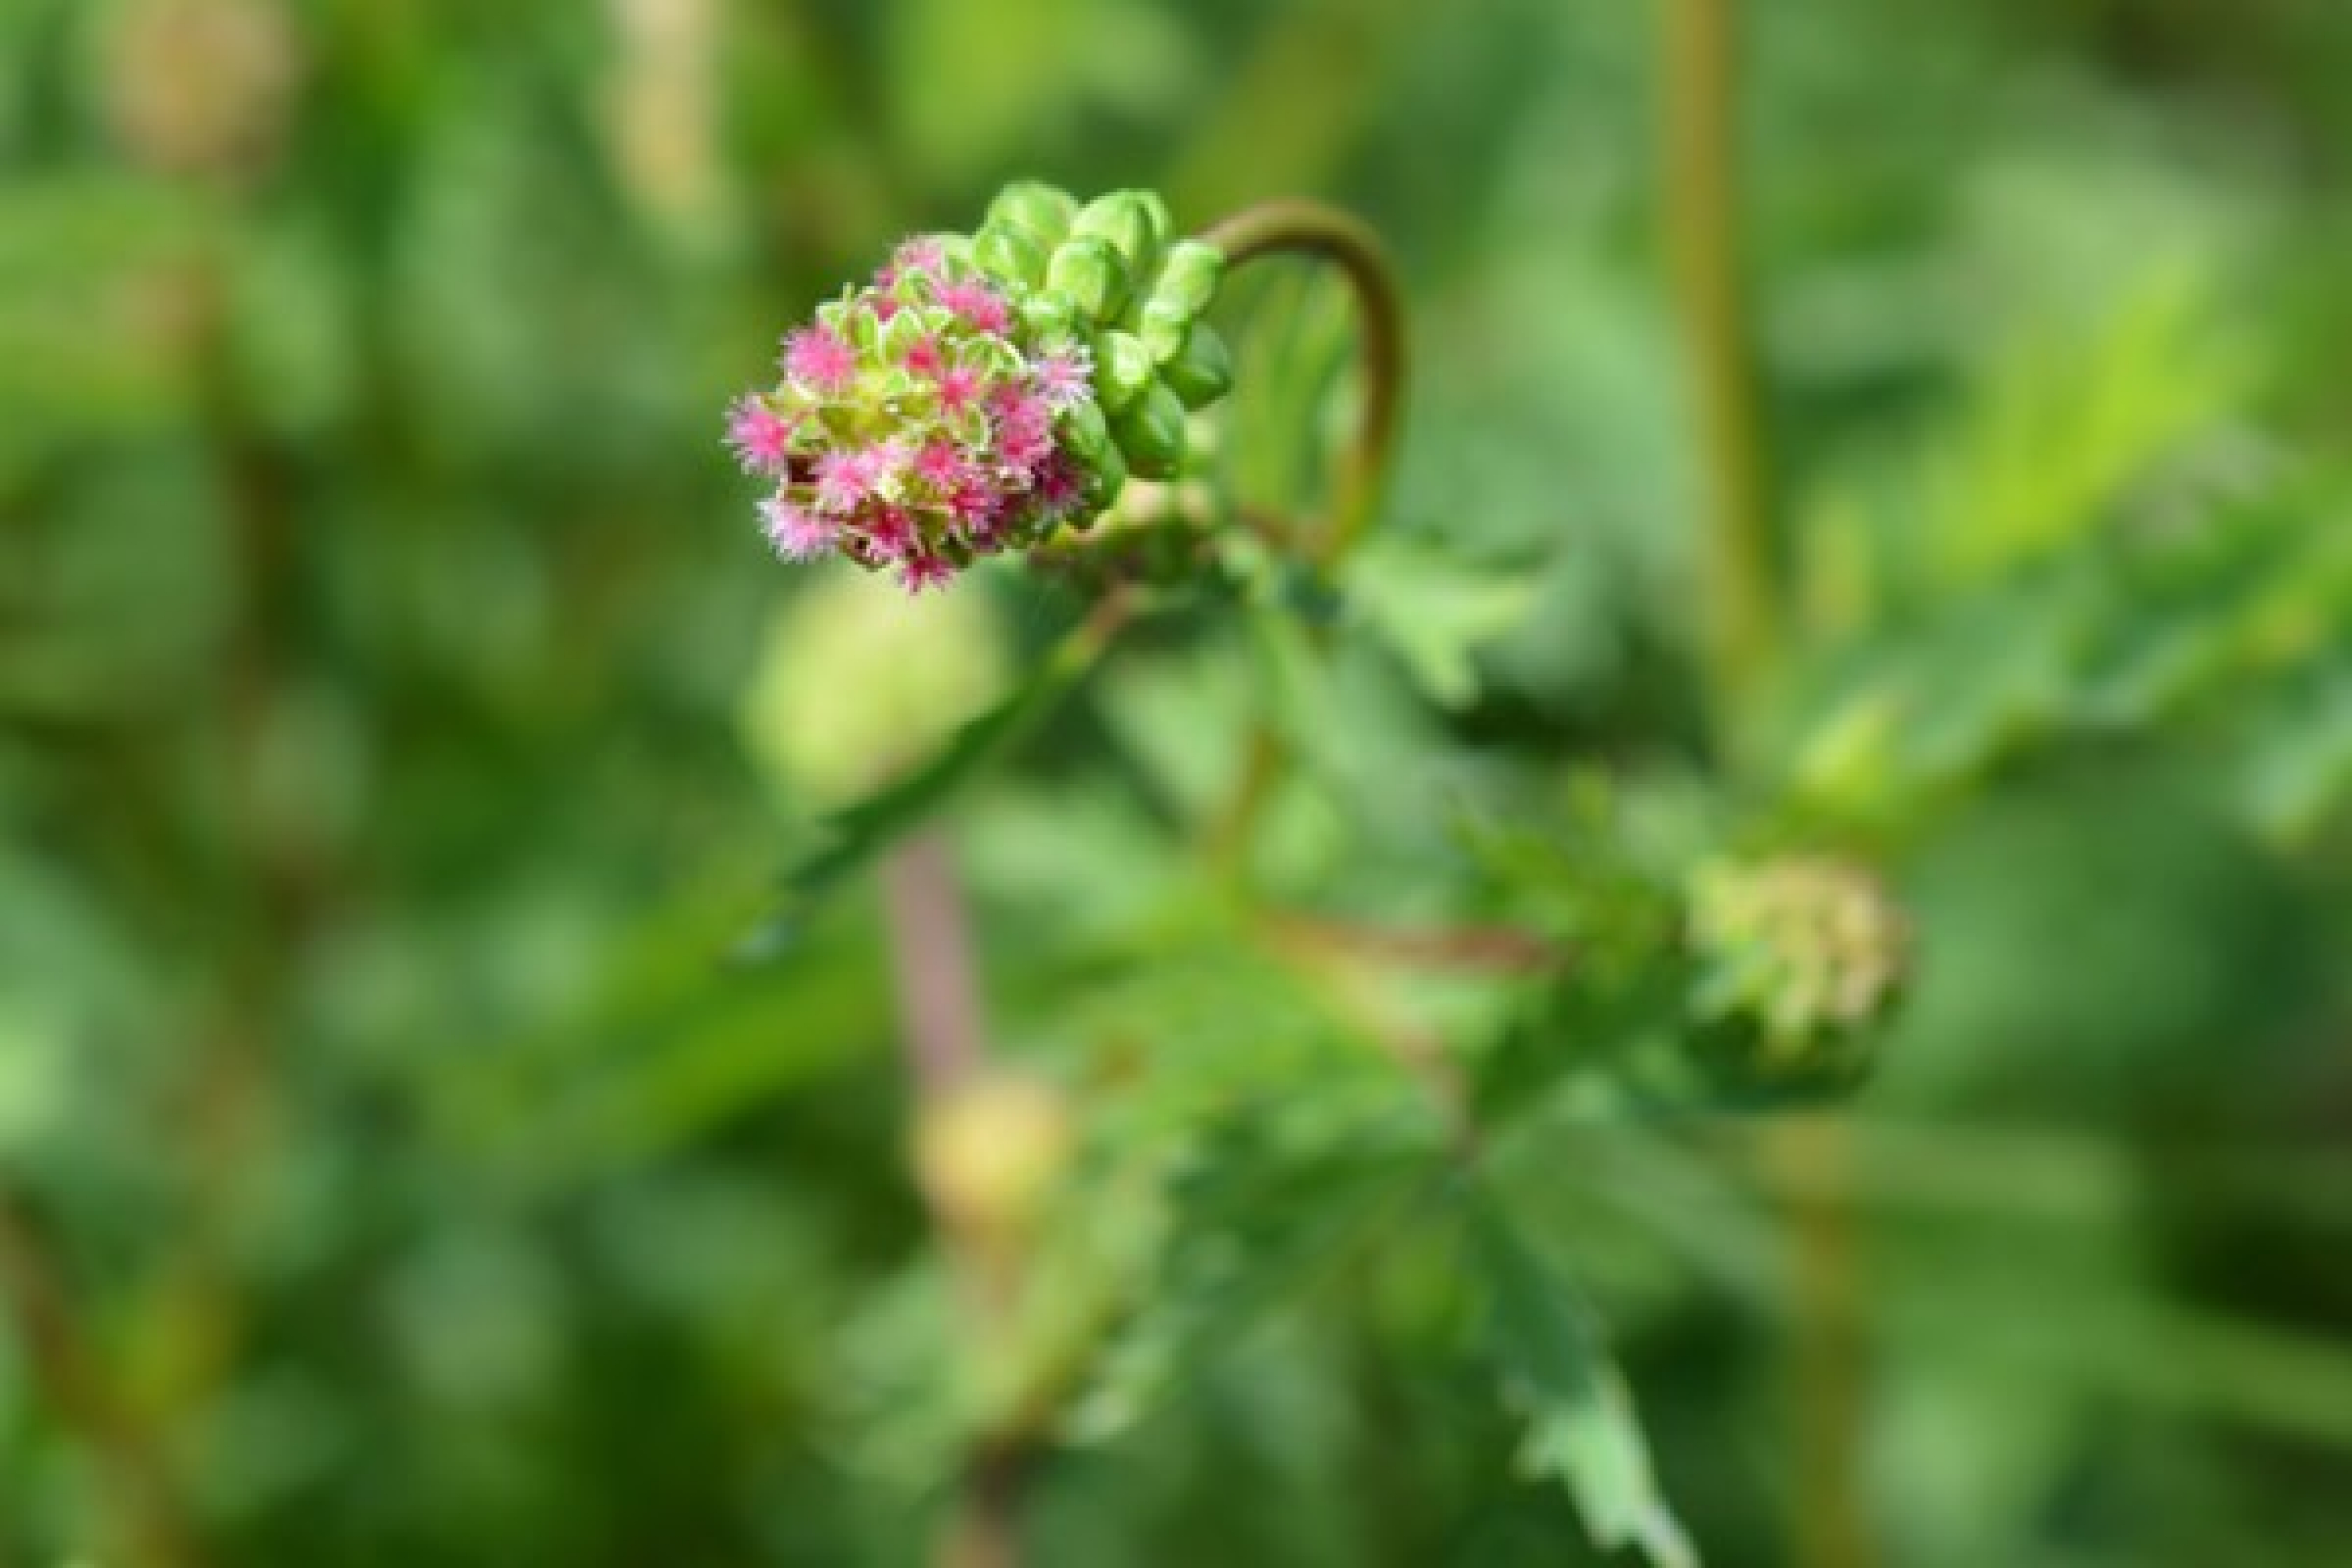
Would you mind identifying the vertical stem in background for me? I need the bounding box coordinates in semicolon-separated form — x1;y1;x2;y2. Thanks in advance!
1660;0;1779;708
0;1196;203;1568
879;832;1021;1568
882;834;990;1100
1658;5;1868;1567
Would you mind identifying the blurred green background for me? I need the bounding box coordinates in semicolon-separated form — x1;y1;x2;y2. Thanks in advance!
3;1;2350;1564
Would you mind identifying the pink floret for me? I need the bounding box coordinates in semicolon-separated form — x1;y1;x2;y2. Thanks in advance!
1029;346;1094;413
1033;452;1086;515
890;237;948;284
760;497;835;561
860;505;919;561
937;365;987;415
813;447;881;514
939;279;1011;336
899;553;957;595
725;397;796;473
783;326;857;392
911;440;972;493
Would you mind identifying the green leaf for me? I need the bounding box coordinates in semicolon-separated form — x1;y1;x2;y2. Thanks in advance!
1467;1193;1699;1568
1348;538;1542;708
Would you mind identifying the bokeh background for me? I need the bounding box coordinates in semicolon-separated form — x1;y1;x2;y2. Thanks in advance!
4;1;2351;1564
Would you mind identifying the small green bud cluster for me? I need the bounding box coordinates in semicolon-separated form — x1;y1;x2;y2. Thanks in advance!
1686;855;1908;1084
971;183;1233;493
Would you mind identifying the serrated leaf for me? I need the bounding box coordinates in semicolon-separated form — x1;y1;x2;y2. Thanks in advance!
1467;1193;1699;1568
1349;538;1542;708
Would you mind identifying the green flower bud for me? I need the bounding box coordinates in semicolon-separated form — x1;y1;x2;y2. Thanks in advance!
1070;190;1166;277
1112;382;1188;479
1020;292;1079;341
1057;396;1112;466
1685;854;1908;1090
1093;330;1156;412
1044;235;1130;323
1136;297;1191;363
1077;441;1126;519
1159;323;1233;409
1148;239;1224;320
972;223;1049;290
985;181;1078;249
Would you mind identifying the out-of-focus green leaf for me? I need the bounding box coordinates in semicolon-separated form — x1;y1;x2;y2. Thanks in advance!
741;598;1128;955
1466;1189;1698;1568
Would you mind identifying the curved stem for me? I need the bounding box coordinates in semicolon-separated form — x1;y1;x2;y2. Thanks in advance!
1198;200;1406;563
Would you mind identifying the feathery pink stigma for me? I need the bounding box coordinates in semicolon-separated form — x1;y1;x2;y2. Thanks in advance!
1034;452;1086;515
946;478;997;528
861;505;918;561
760;497;835;561
899;553;956;595
892;237;947;283
1029;346;1093;413
992;389;1054;472
783;326;857;392
939;279;1011;335
725;397;795;473
813;447;881;513
937;365;987;414
911;440;969;493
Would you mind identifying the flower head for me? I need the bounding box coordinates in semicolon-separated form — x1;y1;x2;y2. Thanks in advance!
726;185;1241;593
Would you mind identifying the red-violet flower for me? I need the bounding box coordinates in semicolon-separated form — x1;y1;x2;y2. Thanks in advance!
899;552;956;594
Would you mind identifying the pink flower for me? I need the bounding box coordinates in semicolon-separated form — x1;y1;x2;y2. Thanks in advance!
813;447;883;513
991;389;1054;471
889;237;947;285
939;279;1011;336
783;326;857;392
937;365;987;414
725;397;795;473
1029;346;1093;413
911;440;972;494
946;478;998;528
871;294;902;324
760;497;835;561
905;335;944;379
857;505;919;561
899;552;956;595
1033;452;1086;516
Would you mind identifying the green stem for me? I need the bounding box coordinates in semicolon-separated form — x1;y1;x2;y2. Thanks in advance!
1198;200;1407;564
1660;13;1869;1568
1660;0;1780;703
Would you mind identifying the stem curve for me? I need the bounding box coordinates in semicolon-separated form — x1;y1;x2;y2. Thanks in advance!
1198;200;1406;563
